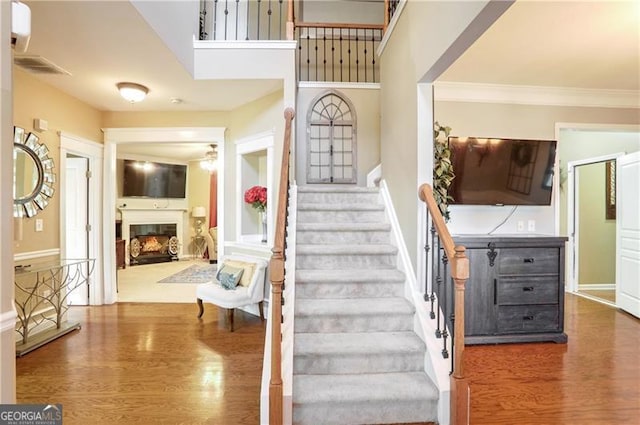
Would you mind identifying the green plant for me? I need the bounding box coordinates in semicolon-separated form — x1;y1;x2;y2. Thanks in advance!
433;121;455;221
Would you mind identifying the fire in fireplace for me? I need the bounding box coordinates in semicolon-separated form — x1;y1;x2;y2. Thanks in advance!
129;224;179;265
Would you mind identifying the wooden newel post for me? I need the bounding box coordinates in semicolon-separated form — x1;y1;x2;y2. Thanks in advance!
451;245;469;425
269;251;284;425
383;0;390;33
286;0;295;40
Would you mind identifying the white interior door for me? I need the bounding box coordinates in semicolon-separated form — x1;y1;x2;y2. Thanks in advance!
616;151;640;318
66;156;89;305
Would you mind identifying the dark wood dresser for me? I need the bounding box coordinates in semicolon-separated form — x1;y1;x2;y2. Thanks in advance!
453;234;568;344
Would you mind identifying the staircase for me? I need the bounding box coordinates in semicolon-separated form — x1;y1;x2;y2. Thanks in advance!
293;185;438;425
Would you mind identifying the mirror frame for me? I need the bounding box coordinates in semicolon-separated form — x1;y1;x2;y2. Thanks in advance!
13;126;56;218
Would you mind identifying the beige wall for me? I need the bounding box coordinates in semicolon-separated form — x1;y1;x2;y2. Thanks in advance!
577;162;616;285
187;161;213;254
296;87;380;186
13;69;103;255
379;1;493;268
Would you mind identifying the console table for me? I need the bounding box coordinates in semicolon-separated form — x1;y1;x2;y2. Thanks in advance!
453;235;568;344
14;258;95;356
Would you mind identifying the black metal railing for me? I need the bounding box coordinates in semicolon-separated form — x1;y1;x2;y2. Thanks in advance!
295;23;383;83
199;0;289;41
388;0;400;22
419;184;468;376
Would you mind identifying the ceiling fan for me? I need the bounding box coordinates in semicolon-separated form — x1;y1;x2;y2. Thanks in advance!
199;144;218;172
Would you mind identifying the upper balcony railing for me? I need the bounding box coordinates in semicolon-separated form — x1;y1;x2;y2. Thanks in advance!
199;0;292;41
198;0;404;84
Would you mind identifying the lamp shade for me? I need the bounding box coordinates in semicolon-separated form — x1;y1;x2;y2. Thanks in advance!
117;82;149;103
192;206;206;218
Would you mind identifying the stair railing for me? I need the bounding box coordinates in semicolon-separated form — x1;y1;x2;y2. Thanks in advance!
269;107;295;425
418;183;469;425
199;0;295;41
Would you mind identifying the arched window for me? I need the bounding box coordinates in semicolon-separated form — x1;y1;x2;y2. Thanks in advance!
307;91;357;183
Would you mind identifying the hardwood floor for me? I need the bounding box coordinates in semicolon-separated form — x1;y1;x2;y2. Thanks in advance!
16;303;266;425
465;294;640;425
16;294;639;425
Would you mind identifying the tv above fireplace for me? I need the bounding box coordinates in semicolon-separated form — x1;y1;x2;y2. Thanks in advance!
123;160;187;199
447;137;557;206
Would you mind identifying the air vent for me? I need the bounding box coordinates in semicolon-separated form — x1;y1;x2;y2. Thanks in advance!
13;55;71;76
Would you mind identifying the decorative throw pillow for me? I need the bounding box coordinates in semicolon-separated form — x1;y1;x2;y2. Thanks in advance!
216;265;244;290
222;260;256;287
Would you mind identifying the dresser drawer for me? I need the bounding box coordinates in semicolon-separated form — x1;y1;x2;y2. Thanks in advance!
498;276;558;305
498;305;559;333
499;248;559;275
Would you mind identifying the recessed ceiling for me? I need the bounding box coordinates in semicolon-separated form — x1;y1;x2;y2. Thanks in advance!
440;1;640;90
20;0;282;112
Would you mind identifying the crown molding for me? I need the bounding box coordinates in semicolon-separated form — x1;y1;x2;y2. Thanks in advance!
434;81;640;109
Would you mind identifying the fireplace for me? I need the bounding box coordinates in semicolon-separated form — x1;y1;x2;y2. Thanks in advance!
129;223;179;265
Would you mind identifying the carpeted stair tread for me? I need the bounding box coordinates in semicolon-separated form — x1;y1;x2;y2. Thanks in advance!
293;372;438;403
297;222;391;231
294;331;424;355
296;297;414;316
298;186;379;193
297;244;397;255
298;202;384;211
296;269;405;283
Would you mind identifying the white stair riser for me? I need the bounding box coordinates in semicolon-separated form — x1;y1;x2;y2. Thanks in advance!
295;314;414;333
297;192;380;204
292;399;437;425
296;253;396;270
296;282;404;299
293;352;424;375
297;230;390;244
297;209;385;223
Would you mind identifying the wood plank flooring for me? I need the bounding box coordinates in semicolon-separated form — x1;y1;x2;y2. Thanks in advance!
17;302;266;425
16;294;639;425
464;294;640;425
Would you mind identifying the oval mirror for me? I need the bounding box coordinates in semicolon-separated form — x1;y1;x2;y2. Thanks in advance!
13;127;55;218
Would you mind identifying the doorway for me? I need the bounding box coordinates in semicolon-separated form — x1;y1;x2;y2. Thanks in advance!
567;153;623;306
65;155;89;305
59;132;103;305
306;91;357;184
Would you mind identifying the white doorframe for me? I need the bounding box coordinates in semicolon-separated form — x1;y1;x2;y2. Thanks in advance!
566;152;625;294
102;127;226;305
59;132;104;305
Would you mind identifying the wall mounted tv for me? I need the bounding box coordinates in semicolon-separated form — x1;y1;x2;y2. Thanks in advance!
122;160;187;199
447;137;557;206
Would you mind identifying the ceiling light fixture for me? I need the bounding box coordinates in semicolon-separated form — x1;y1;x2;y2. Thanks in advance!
116;82;149;103
200;144;218;173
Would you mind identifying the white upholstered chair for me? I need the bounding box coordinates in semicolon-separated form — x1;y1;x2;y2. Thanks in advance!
196;254;268;331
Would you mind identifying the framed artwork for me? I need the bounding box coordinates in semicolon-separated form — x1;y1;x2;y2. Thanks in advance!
605;160;616;220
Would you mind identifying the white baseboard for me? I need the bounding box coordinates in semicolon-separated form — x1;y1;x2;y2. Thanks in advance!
0;307;18;333
578;283;615;291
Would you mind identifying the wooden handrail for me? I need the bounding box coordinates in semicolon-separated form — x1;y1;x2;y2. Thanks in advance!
269;107;295;425
418;183;469;425
384;0;390;32
295;21;385;30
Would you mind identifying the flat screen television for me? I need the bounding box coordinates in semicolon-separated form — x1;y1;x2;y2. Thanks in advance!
447;137;557;206
122;160;187;199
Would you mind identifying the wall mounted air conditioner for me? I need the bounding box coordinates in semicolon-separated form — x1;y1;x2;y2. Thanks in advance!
11;1;31;53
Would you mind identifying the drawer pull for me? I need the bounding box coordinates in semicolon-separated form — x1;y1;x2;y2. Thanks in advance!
494;279;497;305
523;315;534;321
522;287;535;292
523;258;535;263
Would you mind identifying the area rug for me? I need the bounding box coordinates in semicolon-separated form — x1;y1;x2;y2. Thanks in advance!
158;264;217;284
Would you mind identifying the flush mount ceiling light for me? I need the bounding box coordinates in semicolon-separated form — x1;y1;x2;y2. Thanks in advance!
200;144;218;172
116;82;149;103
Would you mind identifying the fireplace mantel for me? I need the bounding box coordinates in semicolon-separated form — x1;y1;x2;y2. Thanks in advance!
119;208;186;265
